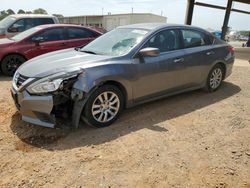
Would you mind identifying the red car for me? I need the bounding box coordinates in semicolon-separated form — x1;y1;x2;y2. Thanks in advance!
0;24;102;76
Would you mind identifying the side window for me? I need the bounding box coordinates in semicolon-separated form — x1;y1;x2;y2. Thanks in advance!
67;28;98;39
9;19;29;32
10;18;36;32
208;34;215;44
181;30;208;48
33;28;65;42
24;18;35;30
34;18;54;26
143;29;180;53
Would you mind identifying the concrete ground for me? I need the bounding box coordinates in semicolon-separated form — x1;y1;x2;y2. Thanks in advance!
0;59;250;188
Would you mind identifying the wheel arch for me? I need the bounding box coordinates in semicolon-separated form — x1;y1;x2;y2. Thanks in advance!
97;80;128;105
0;53;28;74
73;72;132;107
71;79;129;128
213;62;227;80
1;53;28;62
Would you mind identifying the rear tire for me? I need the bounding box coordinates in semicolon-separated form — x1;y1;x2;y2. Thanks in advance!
1;55;26;76
82;85;124;128
205;64;224;92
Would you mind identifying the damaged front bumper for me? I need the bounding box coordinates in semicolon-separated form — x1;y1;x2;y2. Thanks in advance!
11;70;89;128
11;87;56;128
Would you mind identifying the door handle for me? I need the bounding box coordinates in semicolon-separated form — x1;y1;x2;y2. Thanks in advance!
173;58;184;63
206;51;215;55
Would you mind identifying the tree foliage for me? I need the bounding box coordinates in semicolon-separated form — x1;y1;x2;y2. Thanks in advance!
52;14;63;18
17;9;25;14
25;11;33;14
0;9;15;20
33;8;48;14
0;8;53;21
6;9;15;15
0;11;8;20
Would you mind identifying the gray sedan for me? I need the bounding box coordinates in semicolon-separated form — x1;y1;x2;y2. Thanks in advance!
11;23;235;128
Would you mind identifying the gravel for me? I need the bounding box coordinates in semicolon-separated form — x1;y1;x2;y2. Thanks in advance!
0;59;249;187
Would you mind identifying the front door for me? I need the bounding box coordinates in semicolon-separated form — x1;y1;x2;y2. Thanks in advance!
28;27;67;58
133;29;187;101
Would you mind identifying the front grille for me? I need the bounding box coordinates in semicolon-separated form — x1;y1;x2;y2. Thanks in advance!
15;73;29;88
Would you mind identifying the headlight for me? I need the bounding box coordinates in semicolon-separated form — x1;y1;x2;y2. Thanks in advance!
26;69;84;94
27;79;63;94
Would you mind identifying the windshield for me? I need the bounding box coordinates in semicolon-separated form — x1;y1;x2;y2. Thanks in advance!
11;27;43;41
81;28;149;56
0;16;16;27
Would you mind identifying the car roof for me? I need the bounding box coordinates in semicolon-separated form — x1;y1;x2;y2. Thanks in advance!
34;24;103;33
117;23;208;33
9;14;56;19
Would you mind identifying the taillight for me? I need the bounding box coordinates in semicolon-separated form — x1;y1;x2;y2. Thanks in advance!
228;46;235;55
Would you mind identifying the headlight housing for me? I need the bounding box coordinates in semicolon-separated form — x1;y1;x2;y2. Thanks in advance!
26;70;84;94
27;79;63;94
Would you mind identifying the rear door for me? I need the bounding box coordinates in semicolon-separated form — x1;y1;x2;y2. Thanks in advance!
64;27;100;48
179;29;215;86
27;27;67;58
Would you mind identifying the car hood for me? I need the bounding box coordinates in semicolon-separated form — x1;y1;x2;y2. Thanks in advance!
17;48;115;78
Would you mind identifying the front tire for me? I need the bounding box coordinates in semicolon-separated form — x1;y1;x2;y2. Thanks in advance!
82;85;124;128
1;55;26;76
205;64;224;92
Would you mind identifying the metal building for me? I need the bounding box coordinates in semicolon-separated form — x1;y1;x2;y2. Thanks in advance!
59;13;167;31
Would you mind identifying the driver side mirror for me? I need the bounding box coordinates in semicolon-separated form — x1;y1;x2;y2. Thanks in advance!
138;47;160;57
8;27;18;33
32;37;44;46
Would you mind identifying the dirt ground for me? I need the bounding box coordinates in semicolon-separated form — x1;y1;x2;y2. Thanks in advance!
0;59;250;188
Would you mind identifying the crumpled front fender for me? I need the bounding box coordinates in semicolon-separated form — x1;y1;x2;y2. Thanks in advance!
71;72;98;128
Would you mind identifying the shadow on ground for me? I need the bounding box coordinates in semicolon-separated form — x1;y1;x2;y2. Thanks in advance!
10;82;241;151
0;75;12;81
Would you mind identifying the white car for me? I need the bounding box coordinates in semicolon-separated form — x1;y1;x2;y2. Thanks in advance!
0;14;59;38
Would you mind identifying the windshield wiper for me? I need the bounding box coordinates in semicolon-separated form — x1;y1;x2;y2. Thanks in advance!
80;50;97;55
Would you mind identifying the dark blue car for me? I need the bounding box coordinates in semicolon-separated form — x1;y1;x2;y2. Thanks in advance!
12;23;235;128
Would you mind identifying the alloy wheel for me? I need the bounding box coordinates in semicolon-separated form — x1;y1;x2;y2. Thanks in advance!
1;55;26;76
209;68;223;89
91;91;120;123
6;58;20;75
